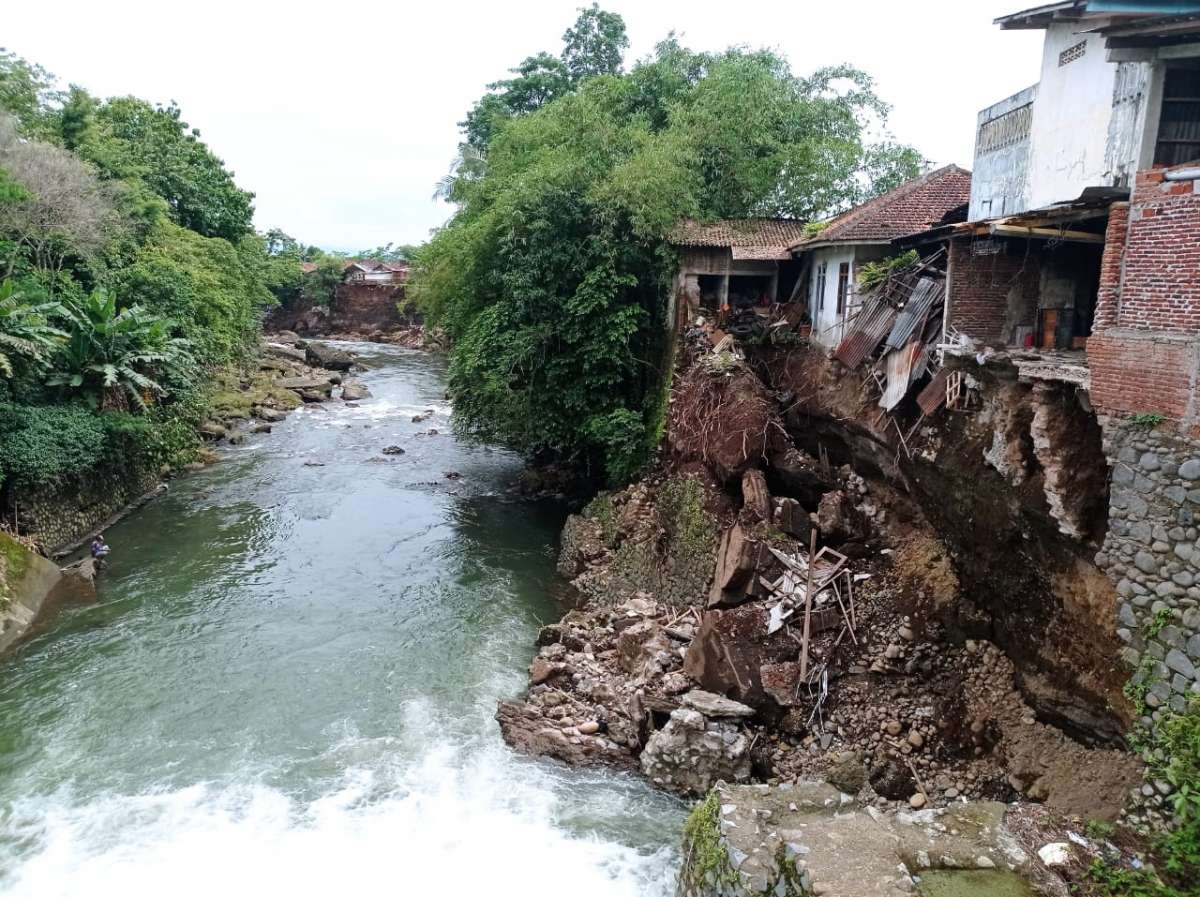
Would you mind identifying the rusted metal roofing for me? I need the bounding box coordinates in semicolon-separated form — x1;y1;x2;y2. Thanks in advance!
884;278;944;351
833;297;898;369
916;368;950;416
879;342;924;411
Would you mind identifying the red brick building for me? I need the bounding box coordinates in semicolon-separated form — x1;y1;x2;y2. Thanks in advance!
1089;164;1200;431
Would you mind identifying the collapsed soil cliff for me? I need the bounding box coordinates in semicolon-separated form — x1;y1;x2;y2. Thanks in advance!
760;347;1128;741
499;334;1145;823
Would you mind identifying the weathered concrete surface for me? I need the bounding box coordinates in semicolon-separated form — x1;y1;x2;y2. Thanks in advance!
679;782;1030;897
0;534;74;654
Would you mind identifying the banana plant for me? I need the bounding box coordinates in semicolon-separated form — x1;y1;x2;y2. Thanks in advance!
47;289;191;411
0;279;66;377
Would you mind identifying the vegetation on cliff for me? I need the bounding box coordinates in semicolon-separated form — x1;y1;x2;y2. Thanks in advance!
413;7;924;483
0;49;313;501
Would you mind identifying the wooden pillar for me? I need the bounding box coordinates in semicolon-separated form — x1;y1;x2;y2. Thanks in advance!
719;273;730;309
769;268;779;304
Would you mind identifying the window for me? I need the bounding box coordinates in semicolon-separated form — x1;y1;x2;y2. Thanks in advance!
836;262;850;315
1155;66;1200;167
1058;40;1086;67
976;103;1033;154
814;262;827;311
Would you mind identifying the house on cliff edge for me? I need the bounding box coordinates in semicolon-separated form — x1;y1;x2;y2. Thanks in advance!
669;219;808;329
789;165;972;349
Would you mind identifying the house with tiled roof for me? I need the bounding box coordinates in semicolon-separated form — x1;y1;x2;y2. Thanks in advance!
790;165;972;347
669;218;808;325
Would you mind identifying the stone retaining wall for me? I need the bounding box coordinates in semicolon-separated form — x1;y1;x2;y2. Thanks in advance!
1097;416;1200;722
7;459;162;555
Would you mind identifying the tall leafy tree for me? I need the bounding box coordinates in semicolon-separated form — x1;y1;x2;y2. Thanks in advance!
0;49;63;137
561;3;629;82
80;97;254;241
459;6;626;151
417;40;923;482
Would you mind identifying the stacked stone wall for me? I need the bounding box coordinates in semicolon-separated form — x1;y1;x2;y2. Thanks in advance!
1097;417;1200;722
8;459;161;555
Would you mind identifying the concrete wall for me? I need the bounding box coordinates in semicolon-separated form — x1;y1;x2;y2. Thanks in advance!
1027;25;1121;209
969;86;1037;220
971;27;1162;219
0;533;67;654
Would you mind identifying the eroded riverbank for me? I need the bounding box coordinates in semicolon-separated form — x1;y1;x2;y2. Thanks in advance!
0;343;682;896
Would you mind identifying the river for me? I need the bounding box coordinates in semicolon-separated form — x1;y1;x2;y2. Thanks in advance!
0;342;683;896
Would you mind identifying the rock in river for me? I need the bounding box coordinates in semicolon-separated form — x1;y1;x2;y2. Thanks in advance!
305;341;354;371
340;380;371;401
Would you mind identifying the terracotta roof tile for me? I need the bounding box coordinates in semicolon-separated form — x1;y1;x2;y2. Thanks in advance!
794;165;971;248
671;218;809;250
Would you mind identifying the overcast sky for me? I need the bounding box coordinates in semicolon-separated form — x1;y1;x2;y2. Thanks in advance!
4;1;1045;251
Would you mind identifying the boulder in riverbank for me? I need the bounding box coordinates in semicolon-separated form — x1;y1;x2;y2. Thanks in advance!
340;380;371;401
305;342;355;371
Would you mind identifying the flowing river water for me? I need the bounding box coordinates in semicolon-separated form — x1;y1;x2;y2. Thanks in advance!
0;343;683;896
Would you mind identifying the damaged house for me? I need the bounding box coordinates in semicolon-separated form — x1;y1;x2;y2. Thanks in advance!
790;165;972;349
926;1;1200;377
669;219;808;327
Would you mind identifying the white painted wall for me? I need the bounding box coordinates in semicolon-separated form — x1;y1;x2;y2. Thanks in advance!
807;245;888;349
1026;24;1121;208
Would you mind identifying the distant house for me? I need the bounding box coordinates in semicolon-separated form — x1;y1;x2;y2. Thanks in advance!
669;219;809;327
343;259;409;285
789;165;972;348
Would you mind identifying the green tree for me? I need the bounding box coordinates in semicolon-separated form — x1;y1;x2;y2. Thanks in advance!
461;54;572;150
0;279;64;377
301;256;345;307
81;97;254;241
48;289;191;411
112;220;272;365
561;3;629;82
418;41;923;482
356;242;417;263
0;49;62;137
57;85;97;151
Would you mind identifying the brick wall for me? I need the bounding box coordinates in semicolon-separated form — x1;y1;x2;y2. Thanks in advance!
1116;168;1200;333
1088;164;1200;429
948;237;1040;345
1093;201;1128;331
1089;330;1198;420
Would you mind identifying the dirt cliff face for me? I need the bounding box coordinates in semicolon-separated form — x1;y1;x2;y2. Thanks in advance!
759;346;1129;740
266;283;414;338
500;337;1141;823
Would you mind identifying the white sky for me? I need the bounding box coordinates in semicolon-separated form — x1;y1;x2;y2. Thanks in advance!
4;1;1045;252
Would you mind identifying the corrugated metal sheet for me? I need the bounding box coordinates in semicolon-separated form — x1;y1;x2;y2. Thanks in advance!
878;343;921;411
833;298;898;369
916;368;950;416
884;278;943;351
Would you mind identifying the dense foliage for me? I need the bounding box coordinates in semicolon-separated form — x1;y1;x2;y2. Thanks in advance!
0;48;295;495
415;11;924;482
